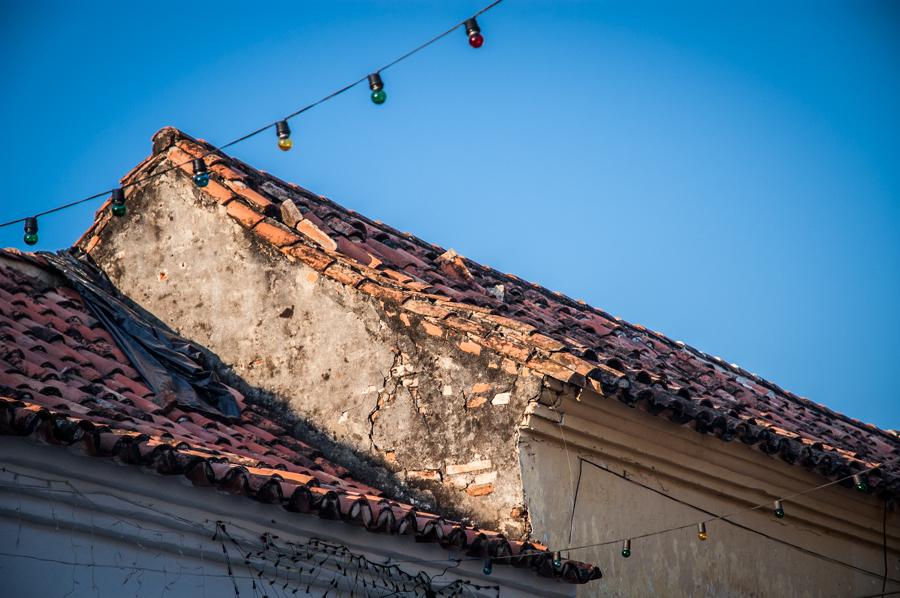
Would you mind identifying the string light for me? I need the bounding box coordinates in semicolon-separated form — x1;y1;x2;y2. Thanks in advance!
774;500;785;519
482;558;492;575
464;18;484;48
110;188;126;217
621;539;631;558
853;474;868;493
697;522;708;541
551;551;562;569
368;73;386;105
192;158;209;187
275;120;293;151
23;217;38;246
0;1;506;238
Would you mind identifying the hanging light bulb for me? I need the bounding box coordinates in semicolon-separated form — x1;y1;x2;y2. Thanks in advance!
852;474;867;493
192;158;210;187
464;17;484;48
111;188;126;217
621;539;632;558
276;120;293;151
773;500;785;519
551;551;562;569
697;522;708;541
368;73;386;105
23;217;38;246
482;558;492;575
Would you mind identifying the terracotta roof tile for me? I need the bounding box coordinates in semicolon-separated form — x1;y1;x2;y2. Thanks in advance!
75;127;900;499
0;249;599;584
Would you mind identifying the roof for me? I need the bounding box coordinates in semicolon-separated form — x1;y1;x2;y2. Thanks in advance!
0;248;601;584
77;126;900;498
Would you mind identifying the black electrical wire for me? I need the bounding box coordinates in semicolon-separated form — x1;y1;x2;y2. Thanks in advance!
0;0;505;230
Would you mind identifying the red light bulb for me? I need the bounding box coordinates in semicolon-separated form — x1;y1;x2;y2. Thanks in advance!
464;18;484;49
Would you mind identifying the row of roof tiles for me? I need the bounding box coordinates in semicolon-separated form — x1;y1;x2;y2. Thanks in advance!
75;127;899;496
0;251;600;583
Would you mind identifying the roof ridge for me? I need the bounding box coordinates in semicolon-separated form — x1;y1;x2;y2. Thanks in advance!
73;126;900;497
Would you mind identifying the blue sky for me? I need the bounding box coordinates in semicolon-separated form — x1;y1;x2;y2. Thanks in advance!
1;1;898;428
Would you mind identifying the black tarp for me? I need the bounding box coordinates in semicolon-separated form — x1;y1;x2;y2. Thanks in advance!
42;250;240;419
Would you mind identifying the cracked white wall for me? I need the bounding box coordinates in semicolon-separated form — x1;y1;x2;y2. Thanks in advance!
88;171;542;538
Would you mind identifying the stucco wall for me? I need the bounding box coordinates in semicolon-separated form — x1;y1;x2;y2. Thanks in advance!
0;438;569;598
519;391;900;597
87;170;540;538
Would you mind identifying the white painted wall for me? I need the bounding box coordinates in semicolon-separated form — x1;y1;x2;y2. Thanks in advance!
0;438;575;598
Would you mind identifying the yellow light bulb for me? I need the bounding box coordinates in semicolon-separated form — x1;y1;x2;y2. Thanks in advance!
697;522;708;541
278;137;293;151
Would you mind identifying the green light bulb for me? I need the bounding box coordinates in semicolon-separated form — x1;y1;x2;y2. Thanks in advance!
24;231;38;245
371;89;387;105
111;203;126;217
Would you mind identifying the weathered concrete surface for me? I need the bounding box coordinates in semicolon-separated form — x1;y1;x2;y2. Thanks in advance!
88;170;539;537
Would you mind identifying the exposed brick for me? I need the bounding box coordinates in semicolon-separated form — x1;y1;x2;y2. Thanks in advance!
466;396;488;409
422;321;443;337
458;339;482;356
446;459;492;475
466;483;494;497
471;383;491;394
491;392;511;406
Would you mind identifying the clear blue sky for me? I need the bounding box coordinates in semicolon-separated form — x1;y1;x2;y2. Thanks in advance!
2;1;898;428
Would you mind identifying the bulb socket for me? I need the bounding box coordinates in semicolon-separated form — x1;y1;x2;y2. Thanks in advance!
276;120;291;140
551;551;562;569
193;158;208;174
111;188;125;206
368;73;384;92
482;558;492;575
24;217;38;235
774;499;785;518
464;17;481;36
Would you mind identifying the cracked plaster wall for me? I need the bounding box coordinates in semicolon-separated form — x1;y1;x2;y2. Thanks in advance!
87;171;539;538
